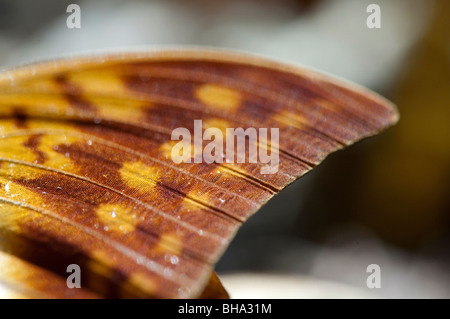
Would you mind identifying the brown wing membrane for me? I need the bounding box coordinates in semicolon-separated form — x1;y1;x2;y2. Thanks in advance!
0;50;398;298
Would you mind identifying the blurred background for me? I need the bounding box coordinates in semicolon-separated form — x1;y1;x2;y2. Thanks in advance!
0;0;448;298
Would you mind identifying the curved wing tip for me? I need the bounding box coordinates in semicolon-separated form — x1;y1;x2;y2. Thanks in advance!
384;99;400;127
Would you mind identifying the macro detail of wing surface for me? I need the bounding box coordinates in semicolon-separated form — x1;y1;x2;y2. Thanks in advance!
0;50;398;298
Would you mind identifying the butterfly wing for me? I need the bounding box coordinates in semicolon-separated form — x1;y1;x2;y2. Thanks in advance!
0;50;398;298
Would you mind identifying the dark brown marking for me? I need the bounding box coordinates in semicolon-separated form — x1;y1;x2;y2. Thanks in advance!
23;135;47;164
12;107;28;128
54;74;96;112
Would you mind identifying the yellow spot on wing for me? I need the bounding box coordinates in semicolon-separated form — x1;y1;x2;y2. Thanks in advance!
125;272;157;297
119;161;160;194
0;94;78;118
272;110;307;129
38;135;79;171
90;249;117;268
67;69;128;95
0;250;43;298
0;132;78;172
83;95;149;124
0;136;40;164
157;233;183;255
196;84;241;110
0;120;23;136
96;203;137;235
0;169;45;225
5;77;60;93
0;201;35;234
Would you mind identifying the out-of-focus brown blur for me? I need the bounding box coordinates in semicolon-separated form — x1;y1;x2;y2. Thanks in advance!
357;0;450;247
0;0;448;298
